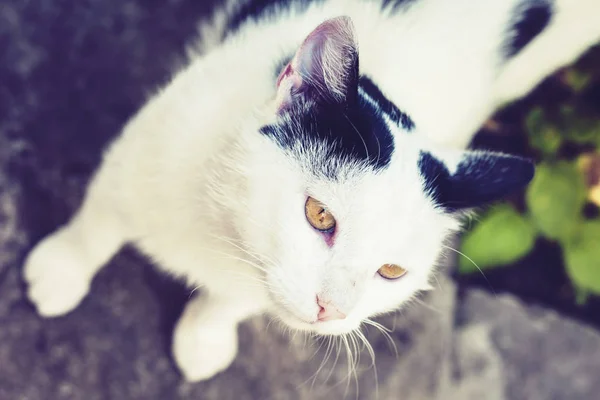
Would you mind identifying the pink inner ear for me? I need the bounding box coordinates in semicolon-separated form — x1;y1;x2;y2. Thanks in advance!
274;16;357;112
276;63;292;88
274;62;303;111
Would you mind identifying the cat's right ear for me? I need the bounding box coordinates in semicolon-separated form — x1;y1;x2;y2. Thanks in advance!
418;150;535;211
275;16;359;112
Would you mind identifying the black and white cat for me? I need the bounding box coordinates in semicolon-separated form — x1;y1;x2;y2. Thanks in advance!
23;0;600;382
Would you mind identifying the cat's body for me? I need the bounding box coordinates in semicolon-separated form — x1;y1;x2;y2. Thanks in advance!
24;0;600;382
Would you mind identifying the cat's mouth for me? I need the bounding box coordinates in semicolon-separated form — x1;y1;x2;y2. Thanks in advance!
271;302;358;335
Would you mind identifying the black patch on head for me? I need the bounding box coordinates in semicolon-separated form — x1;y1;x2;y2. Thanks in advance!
382;0;419;13
506;0;553;58
227;0;323;35
260;79;396;178
359;76;415;131
418;151;535;211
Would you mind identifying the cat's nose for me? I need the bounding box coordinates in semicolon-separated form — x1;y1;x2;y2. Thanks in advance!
316;295;346;321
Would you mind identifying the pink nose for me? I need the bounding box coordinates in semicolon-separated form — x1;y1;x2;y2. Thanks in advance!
316;296;347;322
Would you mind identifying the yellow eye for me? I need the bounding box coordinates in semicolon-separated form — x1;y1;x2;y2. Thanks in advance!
377;264;407;280
305;197;336;232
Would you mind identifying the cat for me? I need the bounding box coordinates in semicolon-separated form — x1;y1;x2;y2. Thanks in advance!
23;0;600;382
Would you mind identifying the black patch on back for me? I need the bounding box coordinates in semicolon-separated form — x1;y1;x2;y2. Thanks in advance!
227;0;323;35
382;0;419;13
506;0;553;58
359;76;415;131
260;87;396;177
418;151;535;211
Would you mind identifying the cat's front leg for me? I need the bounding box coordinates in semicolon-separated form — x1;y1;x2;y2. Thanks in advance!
24;172;129;317
172;290;267;382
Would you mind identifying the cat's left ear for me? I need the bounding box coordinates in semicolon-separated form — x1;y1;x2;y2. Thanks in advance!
275;16;359;112
418;150;535;211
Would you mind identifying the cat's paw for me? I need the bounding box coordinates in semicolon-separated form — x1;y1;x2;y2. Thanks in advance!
24;231;93;317
172;308;239;382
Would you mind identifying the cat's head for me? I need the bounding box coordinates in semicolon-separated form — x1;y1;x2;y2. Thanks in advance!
236;17;534;335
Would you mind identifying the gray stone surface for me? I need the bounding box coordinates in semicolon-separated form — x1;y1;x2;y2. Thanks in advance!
448;290;600;400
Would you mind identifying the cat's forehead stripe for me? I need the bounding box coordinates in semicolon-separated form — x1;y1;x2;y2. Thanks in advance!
358;76;415;131
260;78;411;177
505;0;553;58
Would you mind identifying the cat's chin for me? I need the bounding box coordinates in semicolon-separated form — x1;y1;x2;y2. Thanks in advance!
274;310;360;336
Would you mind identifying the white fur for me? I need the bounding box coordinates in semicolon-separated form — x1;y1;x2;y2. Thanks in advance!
24;0;600;381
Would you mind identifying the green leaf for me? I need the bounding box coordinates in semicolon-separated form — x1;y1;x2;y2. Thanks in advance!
559;105;600;145
563;68;593;93
525;107;562;156
526;162;586;242
564;221;600;296
459;204;537;274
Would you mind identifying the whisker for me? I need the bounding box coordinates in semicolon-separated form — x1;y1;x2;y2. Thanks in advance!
356;329;375;368
344;114;370;162
208;231;278;267
356;329;377;400
364;319;398;357
412;296;443;314
350;331;360;400
323;336;343;385
342;334;353;398
441;244;496;297
309;336;335;391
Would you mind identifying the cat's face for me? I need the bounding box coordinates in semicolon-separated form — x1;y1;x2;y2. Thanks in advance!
238;17;533;335
241;135;459;335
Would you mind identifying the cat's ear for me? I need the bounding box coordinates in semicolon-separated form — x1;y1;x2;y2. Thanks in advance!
275;16;359;112
418;150;535;211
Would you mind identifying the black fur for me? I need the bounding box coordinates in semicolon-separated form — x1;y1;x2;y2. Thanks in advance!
382;0;419;13
227;0;323;34
260;78;399;177
506;0;553;58
418;152;535;211
359;76;415;131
